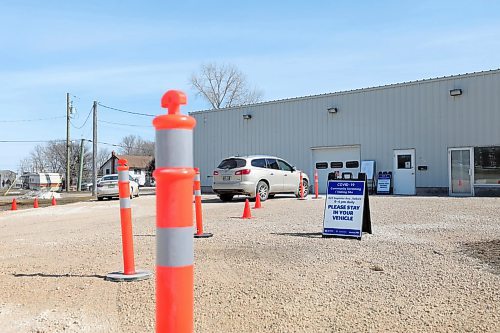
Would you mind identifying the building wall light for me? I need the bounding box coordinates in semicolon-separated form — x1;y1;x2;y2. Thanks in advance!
449;89;462;96
243;114;252;120
327;107;338;114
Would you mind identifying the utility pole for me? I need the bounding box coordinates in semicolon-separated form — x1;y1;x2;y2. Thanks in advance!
77;138;84;191
66;93;71;192
92;101;98;199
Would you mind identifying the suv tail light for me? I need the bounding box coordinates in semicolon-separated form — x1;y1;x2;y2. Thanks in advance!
213;171;219;176
235;169;251;175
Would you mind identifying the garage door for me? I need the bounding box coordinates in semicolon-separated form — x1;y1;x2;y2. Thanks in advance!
312;146;361;194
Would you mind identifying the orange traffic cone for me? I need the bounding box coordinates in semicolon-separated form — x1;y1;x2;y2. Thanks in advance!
33;198;39;208
241;199;252;219
254;194;262;209
51;196;57;206
11;198;17;211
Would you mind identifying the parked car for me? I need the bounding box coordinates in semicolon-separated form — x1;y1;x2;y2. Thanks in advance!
212;155;309;202
97;174;139;201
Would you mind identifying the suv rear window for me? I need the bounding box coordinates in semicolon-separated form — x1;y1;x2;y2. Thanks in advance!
217;158;246;169
103;176;118;181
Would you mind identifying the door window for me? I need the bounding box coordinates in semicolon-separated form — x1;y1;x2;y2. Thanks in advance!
277;160;293;172
397;155;412;169
330;162;343;168
345;161;359;168
266;159;280;170
315;162;328;169
451;149;472;194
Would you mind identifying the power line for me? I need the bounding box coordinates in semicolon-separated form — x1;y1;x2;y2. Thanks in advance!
70;106;93;129
0;139;67;143
98;120;153;128
98;103;155;117
0;116;66;123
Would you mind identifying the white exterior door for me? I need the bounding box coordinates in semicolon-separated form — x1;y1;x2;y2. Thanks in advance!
448;147;474;196
312;146;361;194
393;149;416;195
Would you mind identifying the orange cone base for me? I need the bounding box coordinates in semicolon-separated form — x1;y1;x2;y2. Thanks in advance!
298;197;307;200
312;196;322;199
105;269;152;282
241;199;252;219
194;232;213;238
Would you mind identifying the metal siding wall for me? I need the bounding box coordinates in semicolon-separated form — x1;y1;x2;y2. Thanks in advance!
192;71;500;189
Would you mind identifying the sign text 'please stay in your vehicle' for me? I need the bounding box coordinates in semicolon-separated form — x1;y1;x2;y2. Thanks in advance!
323;181;365;238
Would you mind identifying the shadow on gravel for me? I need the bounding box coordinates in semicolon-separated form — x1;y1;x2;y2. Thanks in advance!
134;234;155;237
271;232;323;238
461;239;500;275
13;273;106;279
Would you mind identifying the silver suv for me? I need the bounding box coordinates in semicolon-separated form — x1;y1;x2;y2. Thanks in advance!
212;155;309;202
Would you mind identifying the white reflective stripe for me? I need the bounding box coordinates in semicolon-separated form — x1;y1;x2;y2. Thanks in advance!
194;174;201;181
118;171;129;182
156;227;194;267
120;197;131;209
194;190;201;196
155;129;193;168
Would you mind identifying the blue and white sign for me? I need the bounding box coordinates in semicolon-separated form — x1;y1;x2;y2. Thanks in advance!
323;180;365;238
376;173;391;194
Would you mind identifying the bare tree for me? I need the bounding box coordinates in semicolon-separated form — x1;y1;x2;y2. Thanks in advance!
120;135;137;155
119;135;154;156
97;147;110;170
20;141;109;185
190;63;263;109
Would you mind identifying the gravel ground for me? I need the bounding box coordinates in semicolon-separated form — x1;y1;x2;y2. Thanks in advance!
0;194;498;332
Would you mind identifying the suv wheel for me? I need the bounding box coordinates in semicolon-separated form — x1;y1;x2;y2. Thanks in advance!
219;194;234;202
256;181;269;201
295;179;309;198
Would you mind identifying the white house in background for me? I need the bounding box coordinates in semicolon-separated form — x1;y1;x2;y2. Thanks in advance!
99;151;153;186
0;170;16;189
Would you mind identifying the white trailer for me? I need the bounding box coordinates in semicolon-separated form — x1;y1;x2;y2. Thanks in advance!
27;173;62;191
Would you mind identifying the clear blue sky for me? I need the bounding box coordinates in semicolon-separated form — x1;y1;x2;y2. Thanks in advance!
1;0;499;171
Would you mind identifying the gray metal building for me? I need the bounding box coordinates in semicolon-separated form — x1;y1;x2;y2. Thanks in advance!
191;69;500;196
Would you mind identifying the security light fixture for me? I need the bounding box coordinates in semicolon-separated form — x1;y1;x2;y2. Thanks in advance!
449;89;462;96
243;114;252;120
327;107;338;114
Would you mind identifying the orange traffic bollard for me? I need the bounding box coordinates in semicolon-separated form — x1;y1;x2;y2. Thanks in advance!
51;196;57;206
242;199;252;219
106;159;151;282
153;90;195;333
34;198;39;208
194;168;213;238
254;193;262;209
313;169;321;199
11;198;17;210
298;172;306;200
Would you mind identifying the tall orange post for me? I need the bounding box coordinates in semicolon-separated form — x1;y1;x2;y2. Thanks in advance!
106;159;151;282
313;169;321;199
154;90;195;332
194;168;213;238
